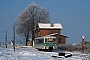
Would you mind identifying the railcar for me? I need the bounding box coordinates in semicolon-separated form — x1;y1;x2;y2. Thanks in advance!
33;36;57;51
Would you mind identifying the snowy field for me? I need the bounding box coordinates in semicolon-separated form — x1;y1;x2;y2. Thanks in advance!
0;46;90;60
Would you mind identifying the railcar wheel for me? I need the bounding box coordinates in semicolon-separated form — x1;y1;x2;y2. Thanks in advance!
49;47;53;52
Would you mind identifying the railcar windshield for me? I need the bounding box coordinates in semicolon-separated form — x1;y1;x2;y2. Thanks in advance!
45;38;56;42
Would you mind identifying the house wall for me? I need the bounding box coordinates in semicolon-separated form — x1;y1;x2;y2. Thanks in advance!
55;35;66;44
38;29;61;37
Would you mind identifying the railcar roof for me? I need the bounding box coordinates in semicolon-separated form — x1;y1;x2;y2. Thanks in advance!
35;36;56;39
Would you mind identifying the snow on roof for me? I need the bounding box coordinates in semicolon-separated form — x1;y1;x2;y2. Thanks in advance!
38;23;63;29
47;33;68;38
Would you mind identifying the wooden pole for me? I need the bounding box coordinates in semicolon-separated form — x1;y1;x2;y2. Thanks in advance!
5;30;7;48
13;26;15;51
82;39;84;53
81;35;85;54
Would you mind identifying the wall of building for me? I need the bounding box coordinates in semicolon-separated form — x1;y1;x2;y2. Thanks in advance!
55;35;66;45
39;29;60;36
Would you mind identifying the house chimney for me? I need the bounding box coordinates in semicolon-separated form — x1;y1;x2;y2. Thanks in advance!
50;23;53;27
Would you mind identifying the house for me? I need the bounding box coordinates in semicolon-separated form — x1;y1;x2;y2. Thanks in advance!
35;23;68;45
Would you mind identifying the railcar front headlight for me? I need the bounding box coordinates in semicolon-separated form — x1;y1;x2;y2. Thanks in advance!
55;44;56;46
44;44;46;45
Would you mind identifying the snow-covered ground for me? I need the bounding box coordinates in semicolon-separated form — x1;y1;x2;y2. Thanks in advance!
0;46;90;60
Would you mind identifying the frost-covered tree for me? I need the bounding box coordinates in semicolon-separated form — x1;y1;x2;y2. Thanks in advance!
15;3;50;46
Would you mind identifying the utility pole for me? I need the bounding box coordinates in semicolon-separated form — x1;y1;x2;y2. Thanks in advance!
81;35;85;54
5;30;7;48
13;26;15;51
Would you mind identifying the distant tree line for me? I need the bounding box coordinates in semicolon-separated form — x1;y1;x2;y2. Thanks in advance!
57;41;90;54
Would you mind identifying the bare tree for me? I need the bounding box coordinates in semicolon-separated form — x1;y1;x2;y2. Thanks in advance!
15;2;50;46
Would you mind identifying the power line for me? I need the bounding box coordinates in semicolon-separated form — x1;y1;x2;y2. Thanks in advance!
43;0;51;7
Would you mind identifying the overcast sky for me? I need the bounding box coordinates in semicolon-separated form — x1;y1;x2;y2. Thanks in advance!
0;0;90;43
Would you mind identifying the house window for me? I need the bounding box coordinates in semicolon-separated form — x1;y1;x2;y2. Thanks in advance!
58;38;61;43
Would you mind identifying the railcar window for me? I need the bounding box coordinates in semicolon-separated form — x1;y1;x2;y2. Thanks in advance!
35;38;44;44
48;38;53;42
53;38;56;42
39;38;44;43
46;38;56;42
45;38;48;42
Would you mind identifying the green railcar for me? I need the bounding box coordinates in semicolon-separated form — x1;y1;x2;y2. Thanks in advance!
33;36;57;51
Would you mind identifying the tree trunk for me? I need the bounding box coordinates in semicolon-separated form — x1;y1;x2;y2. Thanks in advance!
31;30;34;46
25;33;29;46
